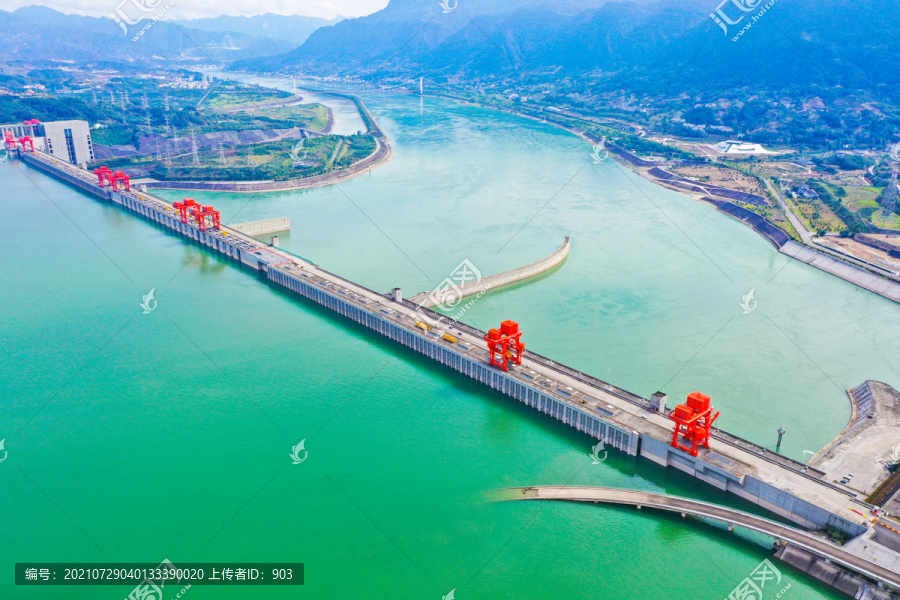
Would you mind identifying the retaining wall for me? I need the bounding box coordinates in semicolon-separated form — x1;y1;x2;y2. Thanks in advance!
781;241;900;303
231;217;291;236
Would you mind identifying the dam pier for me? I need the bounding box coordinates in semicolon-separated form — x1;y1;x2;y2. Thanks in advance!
16;146;900;593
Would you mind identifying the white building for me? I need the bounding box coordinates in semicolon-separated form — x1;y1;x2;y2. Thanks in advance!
41;120;95;165
0;119;95;165
710;140;773;155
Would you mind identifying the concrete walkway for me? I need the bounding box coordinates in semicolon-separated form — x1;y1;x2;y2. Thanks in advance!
505;485;900;587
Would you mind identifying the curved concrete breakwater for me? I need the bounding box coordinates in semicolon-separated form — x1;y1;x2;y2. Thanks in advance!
408;237;571;308
505;486;900;595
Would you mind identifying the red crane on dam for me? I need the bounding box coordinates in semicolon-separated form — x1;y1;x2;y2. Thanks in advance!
93;167;131;191
669;391;719;457
485;320;525;371
17;136;34;152
113;170;131;191
173;199;221;231
193;205;222;232
95;166;113;187
4;131;17;150
173;198;200;223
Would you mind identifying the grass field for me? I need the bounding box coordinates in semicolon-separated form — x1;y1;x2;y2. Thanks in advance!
786;194;847;234
869;211;900;230
204;89;292;110
205;104;329;134
89;126;134;146
118;133;378;182
843;186;881;211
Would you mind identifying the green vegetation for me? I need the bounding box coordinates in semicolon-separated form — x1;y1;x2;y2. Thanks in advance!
824;525;852;545
105;133;376;182
814;153;872;172
786;192;845;234
3;73;375;184
89;126;137;147
204;88;292;110
0;95;105;124
612;134;695;161
866;468;900;508
843;187;881;211
807;181;870;235
207;104;328;134
870;211;900;230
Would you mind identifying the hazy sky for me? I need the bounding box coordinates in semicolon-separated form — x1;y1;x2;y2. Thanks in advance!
4;0;390;19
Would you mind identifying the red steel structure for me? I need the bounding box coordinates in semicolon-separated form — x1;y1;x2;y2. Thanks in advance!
94;167;114;187
94;166;114;187
484;320;525;371
113;170;131;191
173;199;200;223
4;131;17;150
18;137;34;152
668;391;720;457
193;205;222;231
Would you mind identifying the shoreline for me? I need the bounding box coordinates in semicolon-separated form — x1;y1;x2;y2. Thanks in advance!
430;92;900;306
139;91;391;194
141;134;393;193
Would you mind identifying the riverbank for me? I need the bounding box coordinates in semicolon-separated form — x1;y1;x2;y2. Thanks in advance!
137;90;391;193
139;133;393;193
429;91;900;306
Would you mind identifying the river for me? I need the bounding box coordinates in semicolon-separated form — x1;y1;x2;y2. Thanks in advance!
2;83;895;599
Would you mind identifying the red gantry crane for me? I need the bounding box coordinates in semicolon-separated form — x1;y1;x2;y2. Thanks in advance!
113;170;131;191
173;199;200;223
93;167;131;192
4;131;17;150
95;166;114;188
484;320;525;371
17;137;34;152
192;205;222;232
668;391;720;457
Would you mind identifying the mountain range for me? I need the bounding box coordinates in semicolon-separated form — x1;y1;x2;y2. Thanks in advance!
176;13;344;45
232;0;900;95
0;7;333;66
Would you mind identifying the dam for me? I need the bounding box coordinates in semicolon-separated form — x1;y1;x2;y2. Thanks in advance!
16;147;900;591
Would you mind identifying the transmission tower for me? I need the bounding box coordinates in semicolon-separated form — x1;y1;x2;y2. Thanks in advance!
883;172;898;218
191;128;200;166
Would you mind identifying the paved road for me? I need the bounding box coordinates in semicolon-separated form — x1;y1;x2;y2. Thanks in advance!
507;485;900;588
765;178;814;244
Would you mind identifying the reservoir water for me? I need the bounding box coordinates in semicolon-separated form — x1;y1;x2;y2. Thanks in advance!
2;85;896;599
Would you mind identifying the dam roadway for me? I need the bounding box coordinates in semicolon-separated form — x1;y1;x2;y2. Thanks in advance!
509;486;900;589
16;147;900;587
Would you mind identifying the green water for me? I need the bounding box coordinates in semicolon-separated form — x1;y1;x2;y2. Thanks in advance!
2;89;896;600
